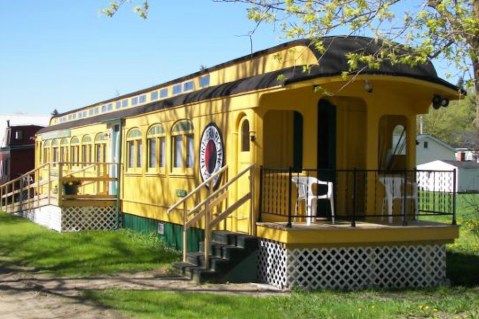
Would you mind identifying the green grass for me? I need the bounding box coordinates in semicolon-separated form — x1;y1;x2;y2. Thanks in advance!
0;212;180;276
84;288;479;319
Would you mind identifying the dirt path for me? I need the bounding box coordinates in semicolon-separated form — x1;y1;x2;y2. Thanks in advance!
0;264;286;319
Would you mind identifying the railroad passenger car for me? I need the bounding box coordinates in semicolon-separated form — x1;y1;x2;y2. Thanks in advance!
4;36;461;289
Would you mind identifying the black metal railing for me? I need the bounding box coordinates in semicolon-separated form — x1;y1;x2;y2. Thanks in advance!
259;167;456;227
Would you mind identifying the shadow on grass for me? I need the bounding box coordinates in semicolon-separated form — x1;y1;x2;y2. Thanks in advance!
447;251;479;287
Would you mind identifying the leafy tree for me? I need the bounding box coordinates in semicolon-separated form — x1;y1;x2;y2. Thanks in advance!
104;0;479;125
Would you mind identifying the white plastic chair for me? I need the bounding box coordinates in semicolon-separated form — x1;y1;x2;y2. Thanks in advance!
379;175;418;223
291;176;335;224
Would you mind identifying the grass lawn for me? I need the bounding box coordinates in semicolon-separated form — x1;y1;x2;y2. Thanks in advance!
0;212;179;276
1;193;479;319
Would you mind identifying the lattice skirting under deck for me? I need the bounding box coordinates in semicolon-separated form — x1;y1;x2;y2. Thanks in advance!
258;239;447;290
62;206;117;232
19;205;118;232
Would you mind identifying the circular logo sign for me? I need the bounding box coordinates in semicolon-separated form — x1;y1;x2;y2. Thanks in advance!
199;123;224;189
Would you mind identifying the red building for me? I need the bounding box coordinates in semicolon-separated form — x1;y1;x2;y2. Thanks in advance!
0;122;44;185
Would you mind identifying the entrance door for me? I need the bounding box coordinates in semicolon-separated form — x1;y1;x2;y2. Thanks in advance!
109;123;121;195
317;99;336;219
235;116;252;233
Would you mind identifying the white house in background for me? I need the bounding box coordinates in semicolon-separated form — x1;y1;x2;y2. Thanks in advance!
417;160;479;193
416;134;456;165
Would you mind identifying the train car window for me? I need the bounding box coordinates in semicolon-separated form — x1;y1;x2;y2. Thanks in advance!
94;132;108;163
43;140;51;164
147;124;166;173
183;80;194;92
70;137;80;166
131;96;139;106
60;138;69;163
126;128;143;171
378;115;408;170
241;119;250;152
171;120;194;174
172;84;182;95
159;88;168;98
199;75;210;88
81;135;92;166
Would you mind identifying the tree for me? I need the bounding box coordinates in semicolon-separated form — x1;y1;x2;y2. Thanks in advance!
104;0;479;125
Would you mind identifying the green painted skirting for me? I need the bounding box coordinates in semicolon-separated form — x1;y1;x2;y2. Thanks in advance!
122;212;204;252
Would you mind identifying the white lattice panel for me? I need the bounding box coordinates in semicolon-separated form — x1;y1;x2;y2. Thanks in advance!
259;240;446;290
61;206;117;232
258;239;288;289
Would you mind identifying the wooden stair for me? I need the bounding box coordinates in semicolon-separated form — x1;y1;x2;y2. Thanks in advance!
173;230;259;284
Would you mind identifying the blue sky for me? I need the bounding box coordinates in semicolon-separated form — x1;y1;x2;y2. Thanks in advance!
0;1;455;117
0;1;280;116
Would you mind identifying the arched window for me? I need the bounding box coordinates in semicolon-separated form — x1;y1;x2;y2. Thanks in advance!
60;138;69;163
43;140;51;164
171;120;194;173
81;135;92;166
147;124;166;172
378;115;408;170
241;119;250;152
52;139;59;166
70;137;80;165
94;132;108;163
126;128;143;170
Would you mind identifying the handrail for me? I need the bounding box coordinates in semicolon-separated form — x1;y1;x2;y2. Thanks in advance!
167;164;255;269
166;165;229;214
1;161;119;214
1;163;55;213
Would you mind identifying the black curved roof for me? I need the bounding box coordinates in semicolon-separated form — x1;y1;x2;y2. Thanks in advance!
39;36;457;135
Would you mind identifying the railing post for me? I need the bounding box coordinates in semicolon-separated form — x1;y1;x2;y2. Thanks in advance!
258;166;263;223
182;200;188;263
452;169;457;225
19;176;24;212
204;179;213;269
351;168;356;227
47;163;52;205
402;169;408;226
58;163;63;207
287;167;292;228
249;165;254;236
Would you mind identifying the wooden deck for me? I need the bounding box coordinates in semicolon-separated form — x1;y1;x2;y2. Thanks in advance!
256;219;459;247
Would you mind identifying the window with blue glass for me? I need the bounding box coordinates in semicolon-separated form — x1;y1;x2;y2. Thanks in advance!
199;75;210;87
183;80;194;92
102;105;107;112
122;99;128;108
131;96;139;106
151;91;158;101
139;95;147;104
172;84;182;95
160;88;168;98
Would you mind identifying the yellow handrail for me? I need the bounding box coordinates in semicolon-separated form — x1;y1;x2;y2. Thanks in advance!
167;164;255;268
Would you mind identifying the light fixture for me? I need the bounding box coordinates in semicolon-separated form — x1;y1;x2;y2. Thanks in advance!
364;80;373;93
432;95;449;109
250;131;256;142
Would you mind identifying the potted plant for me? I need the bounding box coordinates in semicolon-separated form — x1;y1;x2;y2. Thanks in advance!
63;177;81;195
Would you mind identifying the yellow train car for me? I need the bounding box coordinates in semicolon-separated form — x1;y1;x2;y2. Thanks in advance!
15;36;461;289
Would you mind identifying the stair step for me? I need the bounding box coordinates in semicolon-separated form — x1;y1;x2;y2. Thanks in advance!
174;230;259;284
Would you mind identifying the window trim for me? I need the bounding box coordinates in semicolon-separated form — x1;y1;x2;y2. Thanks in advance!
126;128;143;173
146;124;166;174
170;120;194;175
